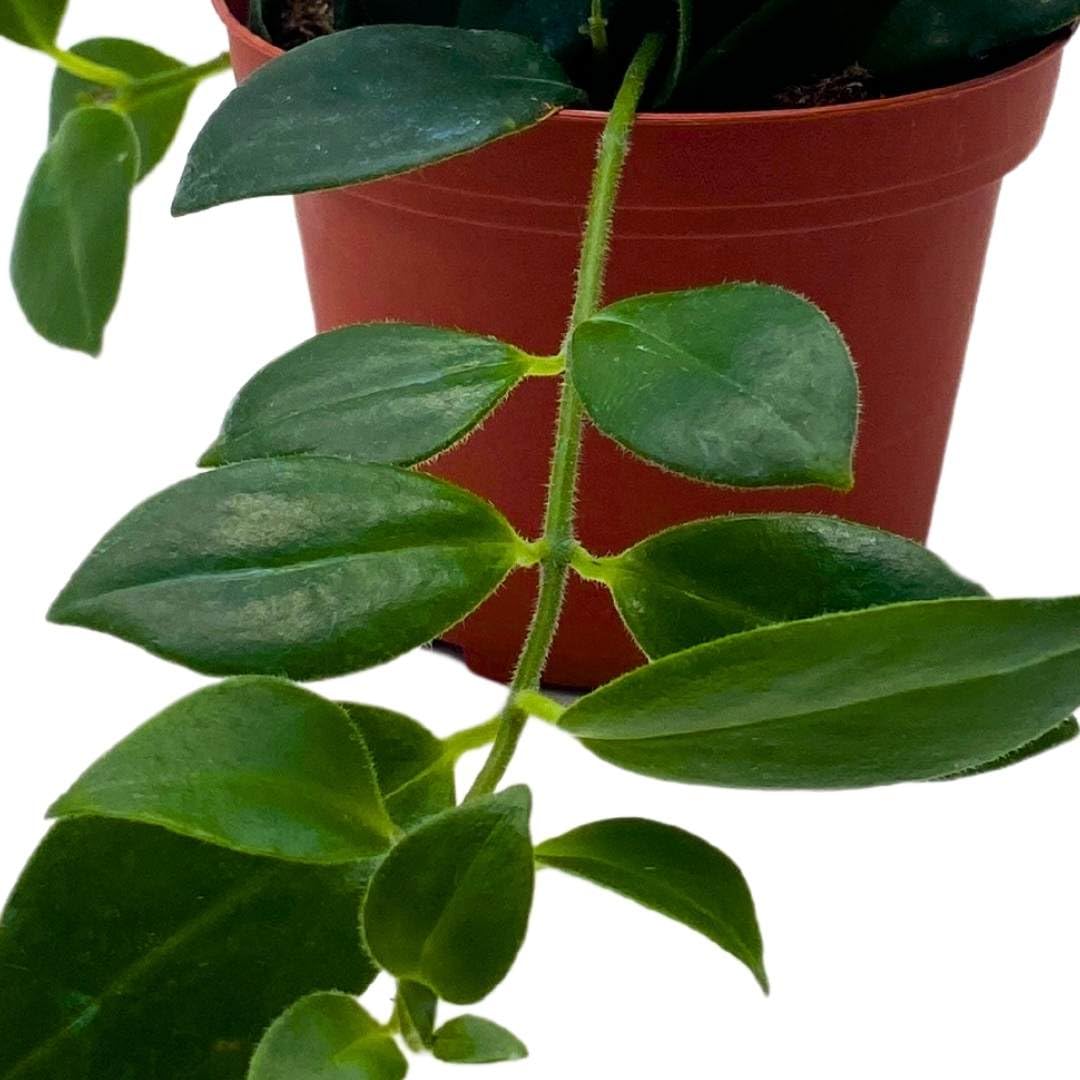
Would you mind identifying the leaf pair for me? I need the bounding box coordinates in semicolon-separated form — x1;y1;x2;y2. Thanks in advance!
11;35;199;354
201;284;859;493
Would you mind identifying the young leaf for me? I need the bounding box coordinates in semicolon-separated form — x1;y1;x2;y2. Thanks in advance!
201;324;530;469
0;819;377;1080
0;0;66;49
865;0;1080;79
249;993;407;1080
48;458;527;680
569;285;858;490
602;514;984;658
172;26;581;215
50;39;194;180
934;717;1079;781
11;106;138;355
536;818;767;992
362;787;535;1004
49;678;395;863
342;704;456;830
432;1016;528;1064
396;980;438;1052
559;596;1080;789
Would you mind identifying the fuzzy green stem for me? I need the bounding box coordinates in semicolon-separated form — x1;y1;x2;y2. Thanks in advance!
588;0;609;58
467;35;663;801
117;52;231;104
45;45;133;89
442;717;502;761
514;690;566;725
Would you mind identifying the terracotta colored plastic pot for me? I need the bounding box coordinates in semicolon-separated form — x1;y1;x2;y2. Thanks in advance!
213;0;1065;688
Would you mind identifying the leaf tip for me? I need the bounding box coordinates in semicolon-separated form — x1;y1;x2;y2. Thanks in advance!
197;441;225;469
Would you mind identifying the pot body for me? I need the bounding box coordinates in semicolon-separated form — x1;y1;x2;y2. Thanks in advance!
214;0;1064;687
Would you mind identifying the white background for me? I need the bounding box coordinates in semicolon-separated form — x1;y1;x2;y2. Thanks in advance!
2;5;1079;1078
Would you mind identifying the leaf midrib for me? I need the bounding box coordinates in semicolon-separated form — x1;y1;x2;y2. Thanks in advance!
580;641;1080;745
2;864;284;1080
587;311;822;458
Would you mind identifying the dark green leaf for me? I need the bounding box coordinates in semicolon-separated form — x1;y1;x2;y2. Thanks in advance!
536;817;767;991
569;286;857;490
249;0;271;40
48;458;527;680
432;1016;528;1064
457;0;589;64
50;39;193;180
342;703;456;830
0;819;376;1080
362;787;535;1004
201;324;529;469
934;717;1079;781
11;106;138;355
602;514;984;658
395;981;437;1053
172;26;581;215
865;0;1080;79
344;1;461;28
49;678;395;863
0;0;66;49
249;993;407;1080
559;596;1080;789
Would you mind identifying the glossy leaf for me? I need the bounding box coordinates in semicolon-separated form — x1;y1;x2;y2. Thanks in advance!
249;993;407;1080
559;596;1080;789
0;0;66;48
49;678;395;863
48;458;526;680
457;0;589;64
396;981;438;1052
11;106;138;355
342;703;456;830
569;286;857;490
604;514;984;658
935;717;1079;781
50;39;193;180
173;25;581;215
536;818;767;991
865;0;1080;78
362;787;535;1004
201;324;529;469
433;1016;528;1064
0;819;377;1080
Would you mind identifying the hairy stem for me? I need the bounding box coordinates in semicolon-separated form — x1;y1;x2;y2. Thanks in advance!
117;53;232;104
45;45;133;89
588;0;610;58
467;34;662;800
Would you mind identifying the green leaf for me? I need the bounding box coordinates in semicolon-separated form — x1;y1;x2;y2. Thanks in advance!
172;25;581;215
11;106;138;355
49;677;395;863
395;981;437;1053
249;993;407;1080
0;0;66;49
0;819;377;1080
865;0;1080;78
50;39;194;180
559;596;1080;789
569;286;857;490
602;514;984;658
201;324;530;469
48;458;526;680
342;703;456;830
934;717;1079;781
362;787;535;1004
536;818;767;992
457;0;590;64
432;1016;528;1064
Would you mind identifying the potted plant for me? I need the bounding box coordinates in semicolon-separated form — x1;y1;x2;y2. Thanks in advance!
2;14;1079;1077
4;0;1076;685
